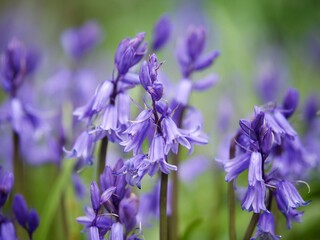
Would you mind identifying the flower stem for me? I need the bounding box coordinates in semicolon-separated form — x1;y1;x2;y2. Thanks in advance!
169;106;185;240
228;138;237;240
97;136;108;184
243;213;260;240
160;171;169;240
13;131;24;195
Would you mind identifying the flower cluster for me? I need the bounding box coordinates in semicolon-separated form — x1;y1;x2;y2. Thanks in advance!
0;38;42;136
77;159;141;240
0;167;39;240
221;88;310;238
118;54;208;188
65;33;147;165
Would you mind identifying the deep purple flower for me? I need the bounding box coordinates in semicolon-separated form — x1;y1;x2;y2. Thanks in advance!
13;194;29;227
78;162;142;239
119;194;139;232
282;88;299;119
114;32;147;75
252;212;281;240
0;168;14;208
61;21;102;59
152;15;172;51
13;194;40;236
117;154;150;189
139;54;163;101
0;38;37;97
27;209;39;234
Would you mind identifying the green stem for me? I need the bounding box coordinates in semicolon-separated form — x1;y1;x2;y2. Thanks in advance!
97;136;108;184
13;131;24;195
160;171;169;240
228;138;237;240
170;106;185;240
228;181;236;240
60;191;69;239
243;213;260;240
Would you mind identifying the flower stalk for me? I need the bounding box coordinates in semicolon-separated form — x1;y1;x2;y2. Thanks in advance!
97;136;109;184
13;131;24;195
160;171;169;240
228;137;237;240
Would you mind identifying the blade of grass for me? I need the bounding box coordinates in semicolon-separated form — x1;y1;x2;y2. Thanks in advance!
36;160;74;239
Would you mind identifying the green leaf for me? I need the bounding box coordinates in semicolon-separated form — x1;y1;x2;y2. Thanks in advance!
181;218;203;240
36;160;74;239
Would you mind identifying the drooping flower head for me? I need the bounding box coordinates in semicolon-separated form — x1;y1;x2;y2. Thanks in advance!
73;33;147;143
119;53;208;188
61;21;102;60
176;26;219;78
77;160;142;240
220;88;310;237
0;38;38;97
152;14;172;51
13;194;40;238
0;167;14;208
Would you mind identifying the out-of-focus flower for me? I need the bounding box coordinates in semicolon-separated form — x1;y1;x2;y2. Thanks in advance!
0;38;38;97
61;21;102;59
0;167;14;208
176;26;219;78
152;15;172;51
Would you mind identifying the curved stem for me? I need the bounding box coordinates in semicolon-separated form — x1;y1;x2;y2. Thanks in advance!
13;131;24;195
243;213;260;240
97;136;108;184
160;171;168;240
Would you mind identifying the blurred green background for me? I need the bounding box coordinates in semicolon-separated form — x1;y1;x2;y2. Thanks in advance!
1;0;320;239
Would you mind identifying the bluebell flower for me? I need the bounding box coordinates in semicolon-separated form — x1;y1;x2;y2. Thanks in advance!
176;26;219;78
61;21;102;59
0;38;37;97
0;222;16;240
152;14;171;51
251;212;281;240
275;180;309;212
114;32;147;75
220;91;311;237
78;161;143;239
282;88;299;119
110;222;124;240
241;181;267;213
148;134;178;175
255;59;283;103
73;33;147;145
0;168;14;208
274;187;304;229
12;194;40;237
64;131;95;165
121;109;152;155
